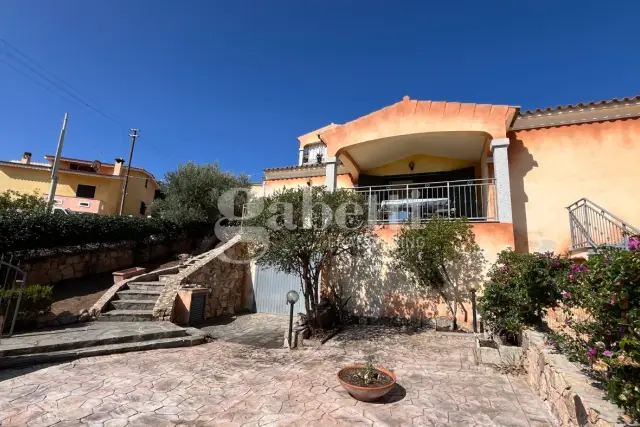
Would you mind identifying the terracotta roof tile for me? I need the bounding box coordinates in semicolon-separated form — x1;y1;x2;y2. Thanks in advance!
522;95;640;116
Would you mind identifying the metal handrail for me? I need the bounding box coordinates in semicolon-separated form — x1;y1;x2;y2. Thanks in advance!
353;178;497;224
567;198;639;250
353;177;495;190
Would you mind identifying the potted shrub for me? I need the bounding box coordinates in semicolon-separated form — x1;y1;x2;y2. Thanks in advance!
337;362;396;402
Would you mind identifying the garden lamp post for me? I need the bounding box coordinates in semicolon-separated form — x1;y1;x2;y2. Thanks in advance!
286;290;299;348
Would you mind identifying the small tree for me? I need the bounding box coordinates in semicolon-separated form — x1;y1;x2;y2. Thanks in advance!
244;187;371;326
392;217;479;330
0;190;46;213
150;161;250;225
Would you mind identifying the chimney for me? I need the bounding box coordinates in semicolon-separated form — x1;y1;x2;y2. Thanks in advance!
113;158;125;176
21;152;32;164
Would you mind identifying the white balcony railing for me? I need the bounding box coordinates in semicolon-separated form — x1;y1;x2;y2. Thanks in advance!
353;178;497;224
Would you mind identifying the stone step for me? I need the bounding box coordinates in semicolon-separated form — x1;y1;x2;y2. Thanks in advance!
158;274;175;282
116;289;162;300
0;322;187;357
97;310;155;321
112;300;157;311
127;281;165;291
0;333;207;369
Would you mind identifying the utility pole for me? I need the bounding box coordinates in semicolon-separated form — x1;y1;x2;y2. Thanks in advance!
46;112;69;212
118;129;138;216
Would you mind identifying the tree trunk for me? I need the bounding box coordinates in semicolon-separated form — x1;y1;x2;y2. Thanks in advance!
440;264;458;331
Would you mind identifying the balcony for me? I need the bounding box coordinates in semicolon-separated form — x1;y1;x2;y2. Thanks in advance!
48;195;104;214
354;178;497;224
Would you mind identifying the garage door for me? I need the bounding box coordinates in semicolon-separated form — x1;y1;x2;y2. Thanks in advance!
253;266;302;315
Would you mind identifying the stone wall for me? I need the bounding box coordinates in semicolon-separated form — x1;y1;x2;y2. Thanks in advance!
153;236;249;321
23;239;196;285
522;330;624;427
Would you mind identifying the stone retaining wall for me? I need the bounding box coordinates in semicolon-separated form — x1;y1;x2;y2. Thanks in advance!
23;239;196;285
522;330;625;427
153;236;249;321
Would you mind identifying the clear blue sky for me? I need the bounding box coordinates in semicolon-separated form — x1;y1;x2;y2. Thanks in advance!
1;1;639;182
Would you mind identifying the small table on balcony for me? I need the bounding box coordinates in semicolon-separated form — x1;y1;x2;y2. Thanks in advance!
380;197;454;222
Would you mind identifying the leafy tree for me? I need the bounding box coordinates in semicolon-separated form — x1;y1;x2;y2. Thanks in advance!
243;187;371;327
392;217;480;330
150;161;250;225
0;190;46;213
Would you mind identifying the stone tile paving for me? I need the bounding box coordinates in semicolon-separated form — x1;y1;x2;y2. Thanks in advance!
0;324;556;426
0;322;185;355
199;313;289;349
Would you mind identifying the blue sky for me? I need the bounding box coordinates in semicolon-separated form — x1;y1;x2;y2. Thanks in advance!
1;1;639;182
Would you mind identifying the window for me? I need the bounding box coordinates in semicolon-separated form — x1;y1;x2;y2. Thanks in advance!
144;178;148;188
78;201;90;208
70;163;95;172
140;201;147;216
76;184;96;199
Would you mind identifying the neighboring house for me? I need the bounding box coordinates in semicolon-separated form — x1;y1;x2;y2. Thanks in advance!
0;152;160;216
254;95;640;321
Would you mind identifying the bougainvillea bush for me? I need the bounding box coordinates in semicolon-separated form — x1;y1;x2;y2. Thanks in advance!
478;249;571;344
554;236;640;421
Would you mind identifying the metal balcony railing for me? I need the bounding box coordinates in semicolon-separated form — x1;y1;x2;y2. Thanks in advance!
353;178;498;224
567;198;640;250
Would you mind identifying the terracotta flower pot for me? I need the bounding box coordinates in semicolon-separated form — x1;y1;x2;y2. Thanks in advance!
337;365;397;402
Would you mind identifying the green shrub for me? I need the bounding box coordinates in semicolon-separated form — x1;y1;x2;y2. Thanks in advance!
0;189;46;213
555;244;640;421
0;212;210;258
0;284;54;322
478;250;571;343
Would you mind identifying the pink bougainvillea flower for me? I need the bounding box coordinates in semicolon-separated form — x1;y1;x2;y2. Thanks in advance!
568;273;576;281
615;281;622;287
587;348;597;359
603;350;614;357
609;296;616;305
629;237;639;251
561;291;572;300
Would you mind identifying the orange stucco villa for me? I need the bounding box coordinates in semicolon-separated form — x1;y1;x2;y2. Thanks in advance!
254;95;640;322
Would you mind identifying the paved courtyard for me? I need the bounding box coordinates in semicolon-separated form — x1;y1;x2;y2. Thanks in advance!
199;313;288;349
0;322;555;426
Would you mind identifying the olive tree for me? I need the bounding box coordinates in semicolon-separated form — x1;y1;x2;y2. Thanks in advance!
392;217;480;330
150;161;250;225
243;186;371;326
0;190;46;213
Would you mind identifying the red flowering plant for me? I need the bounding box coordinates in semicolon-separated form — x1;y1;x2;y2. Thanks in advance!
556;243;640;421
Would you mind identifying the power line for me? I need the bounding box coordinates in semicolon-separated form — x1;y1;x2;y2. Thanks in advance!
0;37;110;114
0;37;182;168
0;44;128;129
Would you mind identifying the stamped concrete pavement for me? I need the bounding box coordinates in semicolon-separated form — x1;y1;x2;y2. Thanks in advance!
199;313;289;349
0;323;556;426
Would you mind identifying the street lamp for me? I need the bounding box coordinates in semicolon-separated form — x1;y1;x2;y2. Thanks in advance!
286;290;299;348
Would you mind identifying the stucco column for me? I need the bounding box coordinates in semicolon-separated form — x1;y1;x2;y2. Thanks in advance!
298;148;304;165
325;156;337;192
490;138;512;223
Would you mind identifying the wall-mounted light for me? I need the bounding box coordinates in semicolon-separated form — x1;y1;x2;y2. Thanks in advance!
409;161;415;171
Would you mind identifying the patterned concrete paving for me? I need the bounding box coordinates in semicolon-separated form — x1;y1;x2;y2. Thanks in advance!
199;313;288;349
0;325;556;427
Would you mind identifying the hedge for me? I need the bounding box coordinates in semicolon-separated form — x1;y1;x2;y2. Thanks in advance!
0;212;211;258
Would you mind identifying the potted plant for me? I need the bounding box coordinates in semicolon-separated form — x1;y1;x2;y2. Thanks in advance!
337;362;396;402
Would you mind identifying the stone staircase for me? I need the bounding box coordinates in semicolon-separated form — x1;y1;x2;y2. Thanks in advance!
97;253;210;321
99;273;179;321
